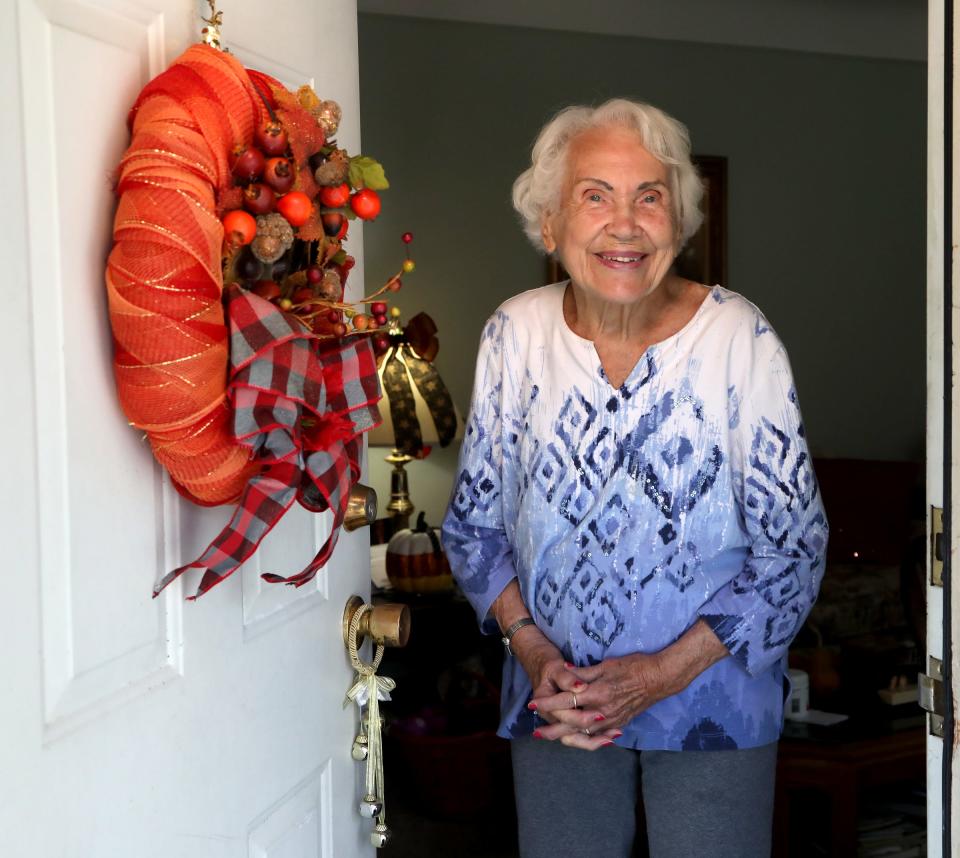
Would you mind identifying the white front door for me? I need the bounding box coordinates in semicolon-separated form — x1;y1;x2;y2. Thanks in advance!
0;1;374;855
926;0;958;855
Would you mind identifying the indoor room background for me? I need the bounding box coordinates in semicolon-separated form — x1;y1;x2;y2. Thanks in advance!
357;10;926;526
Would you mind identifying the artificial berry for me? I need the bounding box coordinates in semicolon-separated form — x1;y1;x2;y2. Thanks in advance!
389;306;402;319
278;297;294;311
319;183;350;208
336;219;349;241
255;121;288;157
350;188;381;221
374;313;388;327
263;158;295;194
353;314;371;332
222;209;257;246
252;280;281;301
326;309;341;324
333;322;348;337
231;147;266;184
321;212;344;237
367;319;379;330
387;278;402;292
243;183;276;216
372;334;391;354
343;255;356;271
235;249;263;280
401;232;413;244
370;301;387;315
402;259;416;273
306;265;323;285
292;286;315;304
276;191;313;227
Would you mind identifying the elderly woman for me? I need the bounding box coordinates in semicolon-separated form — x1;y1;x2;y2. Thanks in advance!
441;98;827;858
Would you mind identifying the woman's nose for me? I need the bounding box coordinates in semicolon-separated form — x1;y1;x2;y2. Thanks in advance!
606;199;641;240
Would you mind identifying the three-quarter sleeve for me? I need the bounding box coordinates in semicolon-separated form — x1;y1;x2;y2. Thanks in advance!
698;331;828;677
441;314;518;634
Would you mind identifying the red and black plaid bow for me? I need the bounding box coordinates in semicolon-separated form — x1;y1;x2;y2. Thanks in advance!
153;286;381;599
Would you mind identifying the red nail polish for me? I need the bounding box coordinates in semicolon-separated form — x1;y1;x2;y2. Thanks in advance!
564;661;575;668
613;731;623;738
533;729;543;739
573;681;586;689
594;714;606;722
602;740;615;747
527;702;538;711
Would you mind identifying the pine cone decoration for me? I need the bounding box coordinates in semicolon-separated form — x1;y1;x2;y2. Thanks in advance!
314;150;349;186
251;213;294;263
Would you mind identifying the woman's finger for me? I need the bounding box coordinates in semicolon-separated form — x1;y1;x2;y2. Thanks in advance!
558;727;623;751
564;661;604;683
534;719;622;741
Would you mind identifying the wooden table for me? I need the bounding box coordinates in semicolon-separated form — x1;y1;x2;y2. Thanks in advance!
774;725;925;856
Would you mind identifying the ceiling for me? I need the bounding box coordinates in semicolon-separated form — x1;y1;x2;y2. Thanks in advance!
356;0;927;62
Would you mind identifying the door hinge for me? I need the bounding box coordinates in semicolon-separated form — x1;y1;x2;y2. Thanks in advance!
931;505;944;587
919;656;945;738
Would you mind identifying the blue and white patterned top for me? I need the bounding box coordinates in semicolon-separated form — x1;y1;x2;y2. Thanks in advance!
441;283;828;751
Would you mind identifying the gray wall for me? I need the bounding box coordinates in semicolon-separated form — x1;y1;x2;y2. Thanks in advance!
358;14;926;525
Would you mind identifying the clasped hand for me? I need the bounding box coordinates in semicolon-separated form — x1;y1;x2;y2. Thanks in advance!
521;637;676;752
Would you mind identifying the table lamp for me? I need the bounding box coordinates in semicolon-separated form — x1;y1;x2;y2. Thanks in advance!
367;311;464;522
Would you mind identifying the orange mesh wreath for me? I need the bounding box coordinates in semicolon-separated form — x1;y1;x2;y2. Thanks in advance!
106;44;266;505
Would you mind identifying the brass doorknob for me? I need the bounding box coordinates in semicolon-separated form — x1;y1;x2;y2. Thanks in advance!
343;595;411;648
343;484;378;532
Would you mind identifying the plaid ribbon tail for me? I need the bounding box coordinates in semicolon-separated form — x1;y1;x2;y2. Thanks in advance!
153;462;300;599
261;437;362;587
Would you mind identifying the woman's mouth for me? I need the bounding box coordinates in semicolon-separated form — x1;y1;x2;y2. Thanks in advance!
594;251;648;269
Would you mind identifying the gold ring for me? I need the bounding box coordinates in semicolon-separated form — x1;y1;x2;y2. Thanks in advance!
571;691;578;709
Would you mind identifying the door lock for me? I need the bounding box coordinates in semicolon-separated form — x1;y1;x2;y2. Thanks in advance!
931;505;944;587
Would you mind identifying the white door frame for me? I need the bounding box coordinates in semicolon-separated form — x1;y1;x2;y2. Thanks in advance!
928;0;957;855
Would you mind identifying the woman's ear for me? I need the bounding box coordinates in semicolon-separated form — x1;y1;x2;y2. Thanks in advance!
541;217;557;254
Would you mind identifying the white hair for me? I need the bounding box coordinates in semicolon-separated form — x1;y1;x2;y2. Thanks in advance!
511;98;704;253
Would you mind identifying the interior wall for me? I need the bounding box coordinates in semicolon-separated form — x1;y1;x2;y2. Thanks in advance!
358;13;926;526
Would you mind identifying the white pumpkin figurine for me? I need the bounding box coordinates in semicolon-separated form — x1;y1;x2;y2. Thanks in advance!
386;512;453;593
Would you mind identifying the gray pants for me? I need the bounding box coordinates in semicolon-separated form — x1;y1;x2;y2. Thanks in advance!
511;736;778;858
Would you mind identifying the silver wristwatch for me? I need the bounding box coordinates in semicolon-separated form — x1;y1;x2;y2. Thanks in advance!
501;617;536;657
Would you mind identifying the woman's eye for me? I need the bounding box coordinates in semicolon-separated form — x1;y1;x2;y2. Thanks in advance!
587;192;604;202
640;192;661;204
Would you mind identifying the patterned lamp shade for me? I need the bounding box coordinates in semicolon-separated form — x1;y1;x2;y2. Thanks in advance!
368;343;464;453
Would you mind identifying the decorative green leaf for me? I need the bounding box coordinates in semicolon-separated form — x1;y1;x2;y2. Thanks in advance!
331;249;348;266
348;155;390;191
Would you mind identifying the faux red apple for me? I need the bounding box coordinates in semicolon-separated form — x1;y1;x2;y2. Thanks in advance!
231;146;266;183
276;191;312;227
243;183;276;215
319;183;350;208
263;157;295;194
222;209;257;246
350;188;381;221
255;121;288;157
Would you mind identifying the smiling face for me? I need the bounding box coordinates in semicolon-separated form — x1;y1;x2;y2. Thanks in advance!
542;125;679;305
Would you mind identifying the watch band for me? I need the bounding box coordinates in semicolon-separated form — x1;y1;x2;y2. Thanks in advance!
502;617;536;657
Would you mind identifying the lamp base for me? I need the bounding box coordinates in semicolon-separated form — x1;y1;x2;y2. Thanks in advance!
384;449;414;525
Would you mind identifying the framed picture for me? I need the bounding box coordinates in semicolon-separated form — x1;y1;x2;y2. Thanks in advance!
546;154;728;287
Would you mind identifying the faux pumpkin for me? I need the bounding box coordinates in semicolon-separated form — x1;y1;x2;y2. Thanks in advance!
386;512;453;593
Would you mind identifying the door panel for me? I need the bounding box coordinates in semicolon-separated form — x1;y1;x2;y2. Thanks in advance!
2;1;372;855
